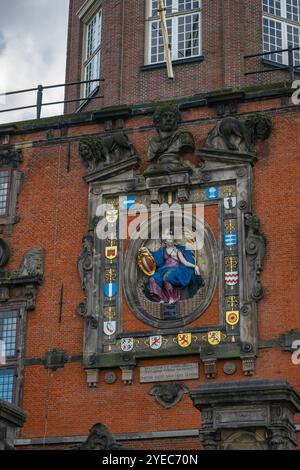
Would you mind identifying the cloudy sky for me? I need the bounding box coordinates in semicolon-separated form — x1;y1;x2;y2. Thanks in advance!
0;0;69;124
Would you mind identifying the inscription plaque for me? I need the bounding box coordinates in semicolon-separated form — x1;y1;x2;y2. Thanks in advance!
140;363;199;383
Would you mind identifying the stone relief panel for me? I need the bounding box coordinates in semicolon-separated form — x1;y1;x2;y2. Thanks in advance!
76;109;272;382
124;214;218;329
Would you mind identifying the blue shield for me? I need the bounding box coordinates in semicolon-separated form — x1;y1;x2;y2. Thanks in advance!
120;196;136;210
104;283;117;298
224;233;237;247
205;186;219;199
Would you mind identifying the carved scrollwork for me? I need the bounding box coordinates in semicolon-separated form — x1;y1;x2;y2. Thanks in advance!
245;213;266;301
77;235;94;321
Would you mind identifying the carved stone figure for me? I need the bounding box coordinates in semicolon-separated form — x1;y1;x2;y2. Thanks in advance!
79;132;135;172
204;115;272;153
147;103;195;170
17;247;44;279
0;148;22;168
246;114;273;147
149;383;189;409
77;235;93;291
72;423;126;450
77;235;96;323
245;214;267;301
138;231;204;305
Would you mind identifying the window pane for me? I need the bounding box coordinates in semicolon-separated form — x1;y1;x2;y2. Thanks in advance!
177;13;200;59
151;0;173;16
149;19;172;63
0;368;15;403
0;171;9;216
0;311;18;358
287;23;300;65
262;0;281;16
85;52;101;97
286;0;300;22
263;17;284;63
86;11;101;60
178;0;200;11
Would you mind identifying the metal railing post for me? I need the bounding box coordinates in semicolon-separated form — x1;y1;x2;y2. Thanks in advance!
36;84;43;119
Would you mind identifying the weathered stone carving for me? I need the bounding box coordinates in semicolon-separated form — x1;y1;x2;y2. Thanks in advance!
149;383;189;409
44;348;67;371
77;235;93;290
120;366;135;385
0;148;22;168
72;423;126;450
86;369;99;388
222;430;267;450
0;239;10;268
77;235;96;323
245;214;266;301
15;247;44;279
0;400;26;451
0;246;44;311
147;103;195;171
190;380;300;450
246;114;273;146
24;284;36;311
79;132;136;173
204;115;272;153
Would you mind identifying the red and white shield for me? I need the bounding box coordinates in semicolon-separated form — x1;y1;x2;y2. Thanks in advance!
225;271;239;286
150;336;162;350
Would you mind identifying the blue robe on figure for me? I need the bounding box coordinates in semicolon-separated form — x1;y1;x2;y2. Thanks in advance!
149;244;196;288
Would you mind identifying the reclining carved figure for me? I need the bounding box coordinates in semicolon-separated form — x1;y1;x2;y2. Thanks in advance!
205;115;272;153
79;132;135;172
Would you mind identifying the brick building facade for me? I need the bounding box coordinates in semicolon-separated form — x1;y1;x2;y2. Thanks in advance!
0;0;300;451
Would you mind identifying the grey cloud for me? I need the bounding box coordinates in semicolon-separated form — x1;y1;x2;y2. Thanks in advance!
0;0;69;124
0;32;6;55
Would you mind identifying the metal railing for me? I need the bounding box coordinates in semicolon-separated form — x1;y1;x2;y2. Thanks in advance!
0;78;104;119
244;45;300;81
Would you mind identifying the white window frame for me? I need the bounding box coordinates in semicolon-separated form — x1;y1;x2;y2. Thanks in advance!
79;1;102;99
145;0;202;65
262;0;300;65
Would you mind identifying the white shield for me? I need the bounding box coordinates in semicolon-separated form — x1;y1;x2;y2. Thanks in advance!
150;336;162;350
121;338;134;352
103;321;116;336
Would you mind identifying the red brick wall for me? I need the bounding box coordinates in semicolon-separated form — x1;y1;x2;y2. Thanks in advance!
65;0;290;114
1;93;298;450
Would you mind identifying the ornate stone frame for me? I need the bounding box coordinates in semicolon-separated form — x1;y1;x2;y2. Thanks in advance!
77;127;266;385
123;213;218;329
190;380;300;450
